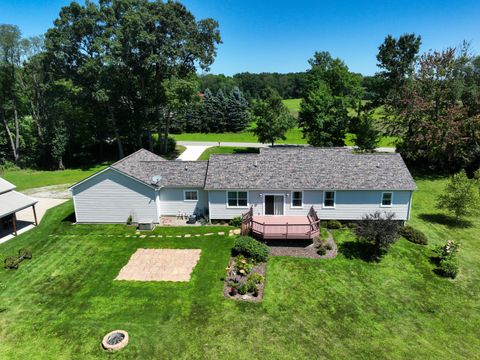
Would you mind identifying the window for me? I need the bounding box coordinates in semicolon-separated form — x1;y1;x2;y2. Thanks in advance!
381;192;393;207
323;191;335;208
184;190;198;201
291;191;303;207
227;191;248;207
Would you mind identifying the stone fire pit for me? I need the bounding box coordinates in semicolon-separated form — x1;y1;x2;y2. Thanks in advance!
102;330;129;352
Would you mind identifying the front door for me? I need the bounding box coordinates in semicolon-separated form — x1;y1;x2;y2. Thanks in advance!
264;195;284;215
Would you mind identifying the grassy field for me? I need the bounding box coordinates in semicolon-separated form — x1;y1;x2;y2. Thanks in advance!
1;163;109;191
198;146;259;160
0;175;478;358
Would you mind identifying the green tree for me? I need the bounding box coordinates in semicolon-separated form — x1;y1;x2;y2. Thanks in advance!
299;51;362;147
226;87;249;132
355;211;402;260
437;170;479;221
352;104;380;152
252;92;294;146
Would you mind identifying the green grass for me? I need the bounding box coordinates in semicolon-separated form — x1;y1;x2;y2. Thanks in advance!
282;98;302;117
0;176;479;358
198;146;259;160
1;163;109;191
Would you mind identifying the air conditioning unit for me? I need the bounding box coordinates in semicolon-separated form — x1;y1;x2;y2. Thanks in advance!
138;219;155;231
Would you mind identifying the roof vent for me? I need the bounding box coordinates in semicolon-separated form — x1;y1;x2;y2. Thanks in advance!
254;160;258;167
151;175;162;185
185;165;188;170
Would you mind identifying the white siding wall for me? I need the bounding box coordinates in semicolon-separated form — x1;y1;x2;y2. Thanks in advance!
72;169;158;223
208;190;412;220
159;187;208;216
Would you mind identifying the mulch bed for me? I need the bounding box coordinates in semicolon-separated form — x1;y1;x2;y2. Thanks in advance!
267;230;337;259
223;258;266;303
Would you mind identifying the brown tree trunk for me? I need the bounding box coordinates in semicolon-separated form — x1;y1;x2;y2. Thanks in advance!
108;105;124;159
1;110;19;164
163;111;171;154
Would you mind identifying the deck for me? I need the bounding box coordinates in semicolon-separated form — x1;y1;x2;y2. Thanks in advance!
241;207;320;240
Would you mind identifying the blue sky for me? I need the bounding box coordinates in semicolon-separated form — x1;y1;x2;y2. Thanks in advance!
1;0;479;75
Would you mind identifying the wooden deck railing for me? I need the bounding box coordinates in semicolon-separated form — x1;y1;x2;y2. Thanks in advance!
241;206;320;239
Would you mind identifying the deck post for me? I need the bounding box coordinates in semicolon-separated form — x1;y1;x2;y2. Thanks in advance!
12;213;17;236
32;205;38;226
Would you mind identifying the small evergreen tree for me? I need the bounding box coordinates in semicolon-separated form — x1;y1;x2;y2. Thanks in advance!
226;87;249;132
437;170;479;221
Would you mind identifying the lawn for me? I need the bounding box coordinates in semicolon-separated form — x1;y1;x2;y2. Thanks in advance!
198;146;259;160
0;176;478;358
1;163;109;191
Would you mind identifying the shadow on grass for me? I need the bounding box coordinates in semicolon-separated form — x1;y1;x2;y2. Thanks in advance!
418;213;473;228
233;147;259;155
338;241;378;262
62;212;76;223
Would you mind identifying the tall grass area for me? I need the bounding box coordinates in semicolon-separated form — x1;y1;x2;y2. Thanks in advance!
0;176;479;358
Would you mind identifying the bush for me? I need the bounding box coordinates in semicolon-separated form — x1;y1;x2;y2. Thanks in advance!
237;282;249;295
400;225;428;245
438;257;459;279
325;220;342;229
246;280;258;293
4;256;19;269
247;273;264;284
234;255;253;275
232;236;269;263
18;248;32;259
229;216;242;227
126;215;133;225
317;246;327;256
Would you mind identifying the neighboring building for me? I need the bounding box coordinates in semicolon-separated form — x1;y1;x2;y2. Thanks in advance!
70;147;416;225
0;177;38;236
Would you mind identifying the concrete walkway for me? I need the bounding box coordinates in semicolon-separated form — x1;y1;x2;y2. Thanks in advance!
176;145;212;161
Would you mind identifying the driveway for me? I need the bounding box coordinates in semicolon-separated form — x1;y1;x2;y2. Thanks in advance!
177;141;396;153
176;145;212;161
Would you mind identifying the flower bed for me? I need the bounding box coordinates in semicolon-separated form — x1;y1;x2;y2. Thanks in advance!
223;255;266;302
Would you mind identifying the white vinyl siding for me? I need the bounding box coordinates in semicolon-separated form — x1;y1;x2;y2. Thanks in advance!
159;187;207;216
72;168;158;223
208;189;412;220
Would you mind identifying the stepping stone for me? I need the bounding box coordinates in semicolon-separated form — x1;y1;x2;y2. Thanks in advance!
140;235;146;238
205;233;213;236
126;235;131;238
217;232;225;235
176;235;182;238
195;234;201;237
184;234;191;238
232;229;241;235
149;235;156;238
167;235;173;238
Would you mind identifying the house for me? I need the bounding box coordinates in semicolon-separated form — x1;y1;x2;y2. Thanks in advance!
70;147;416;238
0;177;38;237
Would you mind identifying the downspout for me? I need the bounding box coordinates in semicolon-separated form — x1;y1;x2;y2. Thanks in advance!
406;190;413;223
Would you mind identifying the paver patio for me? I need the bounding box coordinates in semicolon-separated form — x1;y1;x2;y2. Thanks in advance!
116;248;201;281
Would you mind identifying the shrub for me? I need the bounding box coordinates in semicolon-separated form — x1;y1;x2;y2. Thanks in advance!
247;273;264;284
317;246;327;256
126;215;133;225
234;255;253;275
4;256;19;269
237;282;249;295
325;220;342;229
354;211;402;260
325;242;333;251
438;257;459;279
158;136;177;155
400;225;428;245
232;236;269;263
229;216;242;227
246;280;258;293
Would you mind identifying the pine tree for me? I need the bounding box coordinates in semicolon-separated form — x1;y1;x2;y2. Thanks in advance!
226;87;249;131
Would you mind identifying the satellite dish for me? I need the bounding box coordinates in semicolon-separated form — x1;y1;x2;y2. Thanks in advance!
151;175;162;185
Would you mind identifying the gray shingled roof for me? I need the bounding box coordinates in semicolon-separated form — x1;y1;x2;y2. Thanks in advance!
204;147;416;190
111;150;207;188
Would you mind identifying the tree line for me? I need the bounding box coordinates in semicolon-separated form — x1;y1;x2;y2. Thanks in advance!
1;0;479;176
